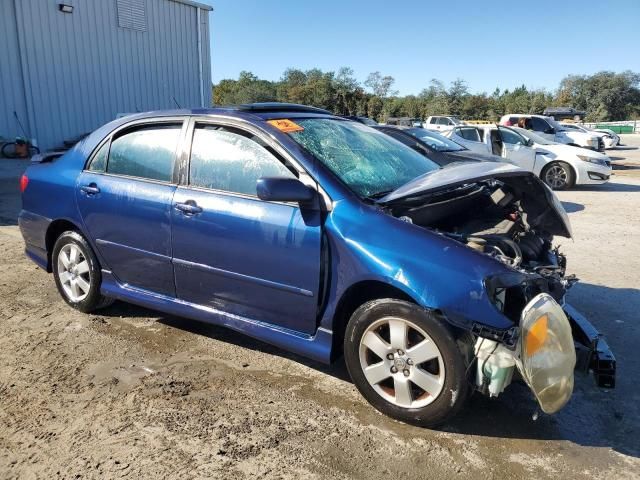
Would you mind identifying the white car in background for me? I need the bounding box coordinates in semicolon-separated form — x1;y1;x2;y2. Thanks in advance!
511;127;612;189
425;115;465;132
560;122;620;148
499;114;603;151
444;124;611;190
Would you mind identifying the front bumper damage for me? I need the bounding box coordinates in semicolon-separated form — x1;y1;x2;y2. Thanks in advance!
473;294;616;414
564;303;616;389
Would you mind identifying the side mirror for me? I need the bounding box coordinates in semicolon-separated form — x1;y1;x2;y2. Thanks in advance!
544;127;556;135
256;177;316;204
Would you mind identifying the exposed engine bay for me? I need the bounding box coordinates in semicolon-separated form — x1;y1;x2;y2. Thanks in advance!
378;168;615;412
385;176;576;320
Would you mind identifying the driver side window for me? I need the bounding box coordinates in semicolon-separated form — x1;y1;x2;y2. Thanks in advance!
531;117;551;132
189;124;297;196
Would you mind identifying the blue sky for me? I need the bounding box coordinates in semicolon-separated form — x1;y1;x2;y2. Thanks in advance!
199;0;640;95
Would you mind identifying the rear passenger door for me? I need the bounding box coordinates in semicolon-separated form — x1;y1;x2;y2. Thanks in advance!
76;119;186;296
498;127;536;171
170;120;323;334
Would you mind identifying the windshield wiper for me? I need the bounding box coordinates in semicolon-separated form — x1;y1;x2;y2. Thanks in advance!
365;190;394;201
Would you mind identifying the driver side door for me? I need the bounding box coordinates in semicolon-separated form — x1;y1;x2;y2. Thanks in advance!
498;127;536;171
170;120;323;335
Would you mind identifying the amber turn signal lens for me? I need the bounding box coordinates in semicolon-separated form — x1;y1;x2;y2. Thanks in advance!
525;314;548;357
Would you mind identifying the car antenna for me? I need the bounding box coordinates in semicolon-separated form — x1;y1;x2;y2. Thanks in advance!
172;96;182;109
13;111;28;138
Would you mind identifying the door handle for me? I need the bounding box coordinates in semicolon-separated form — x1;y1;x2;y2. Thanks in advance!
175;201;203;215
80;184;100;195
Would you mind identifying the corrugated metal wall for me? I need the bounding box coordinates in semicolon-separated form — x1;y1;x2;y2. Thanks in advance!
0;0;212;151
0;0;30;144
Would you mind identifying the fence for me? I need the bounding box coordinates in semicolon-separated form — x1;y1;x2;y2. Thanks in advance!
582;120;639;134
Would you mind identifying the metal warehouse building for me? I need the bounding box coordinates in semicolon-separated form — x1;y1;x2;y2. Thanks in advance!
1;0;212;151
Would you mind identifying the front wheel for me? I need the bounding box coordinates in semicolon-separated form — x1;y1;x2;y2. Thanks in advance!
542;161;575;190
344;299;468;428
52;231;114;312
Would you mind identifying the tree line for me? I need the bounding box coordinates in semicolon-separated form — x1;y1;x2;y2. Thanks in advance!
212;68;640;122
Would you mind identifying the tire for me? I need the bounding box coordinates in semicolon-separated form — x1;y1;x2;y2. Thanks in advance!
344;299;469;428
52;230;114;312
542;161;575;190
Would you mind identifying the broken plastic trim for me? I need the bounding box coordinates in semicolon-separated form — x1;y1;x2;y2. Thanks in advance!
471;323;519;348
564;303;616;389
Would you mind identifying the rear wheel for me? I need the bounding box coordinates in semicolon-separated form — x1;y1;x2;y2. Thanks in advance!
344;299;468;427
52;231;114;312
542;161;575;190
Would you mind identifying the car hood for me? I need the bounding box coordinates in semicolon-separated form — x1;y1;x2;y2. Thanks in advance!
535;143;608;159
379;162;525;202
378;162;572;237
560;130;598;141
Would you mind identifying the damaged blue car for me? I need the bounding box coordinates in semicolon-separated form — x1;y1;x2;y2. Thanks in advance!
19;103;615;426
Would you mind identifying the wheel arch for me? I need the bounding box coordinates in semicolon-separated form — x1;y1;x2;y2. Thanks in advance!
329;280;419;361
44;218;85;272
540;160;577;187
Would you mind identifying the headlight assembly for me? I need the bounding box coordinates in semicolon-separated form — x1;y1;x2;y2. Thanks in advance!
577;154;604;165
517;293;576;414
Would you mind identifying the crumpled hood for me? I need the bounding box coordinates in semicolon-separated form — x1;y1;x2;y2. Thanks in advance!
379;162;526;202
379;162;572;238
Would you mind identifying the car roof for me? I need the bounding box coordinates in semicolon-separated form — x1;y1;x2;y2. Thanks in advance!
502;114;549;119
77;103;339;158
114;103;333;121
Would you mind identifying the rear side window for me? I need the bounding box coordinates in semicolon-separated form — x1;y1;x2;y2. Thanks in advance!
88;142;109;172
189;125;296;196
107;124;182;182
457;127;481;142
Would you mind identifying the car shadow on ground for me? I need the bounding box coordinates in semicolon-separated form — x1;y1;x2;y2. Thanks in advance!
609;146;638;151
99;281;639;459
572;181;640;193
99;301;352;382
561;201;584;213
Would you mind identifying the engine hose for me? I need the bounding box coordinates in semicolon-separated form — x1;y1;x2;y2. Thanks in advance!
467;235;522;267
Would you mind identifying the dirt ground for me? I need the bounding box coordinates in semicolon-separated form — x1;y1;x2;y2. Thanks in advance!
1;137;639;479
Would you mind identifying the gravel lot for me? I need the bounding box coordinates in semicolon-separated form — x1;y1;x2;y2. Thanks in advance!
1;137;639;479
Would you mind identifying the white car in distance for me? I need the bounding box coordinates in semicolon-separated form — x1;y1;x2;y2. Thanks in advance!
499;114;602;151
444;124;611;190
560;122;620;148
511;127;612;189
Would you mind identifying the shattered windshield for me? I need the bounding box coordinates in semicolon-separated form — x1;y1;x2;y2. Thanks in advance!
286;118;439;198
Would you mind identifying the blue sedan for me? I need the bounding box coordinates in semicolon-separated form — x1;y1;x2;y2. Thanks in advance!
19;103;614;426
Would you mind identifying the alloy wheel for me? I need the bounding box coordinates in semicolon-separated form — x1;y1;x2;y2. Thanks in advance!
545;165;568;189
57;243;91;302
358;316;445;408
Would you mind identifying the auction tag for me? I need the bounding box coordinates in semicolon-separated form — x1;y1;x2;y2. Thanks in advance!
267;119;304;133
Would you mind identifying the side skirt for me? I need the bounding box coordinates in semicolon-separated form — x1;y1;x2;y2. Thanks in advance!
100;271;334;364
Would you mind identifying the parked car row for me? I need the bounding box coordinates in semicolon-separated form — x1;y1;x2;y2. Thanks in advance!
441;123;612;190
19;103;615;429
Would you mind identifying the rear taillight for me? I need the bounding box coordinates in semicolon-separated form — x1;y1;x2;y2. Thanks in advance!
20;174;29;193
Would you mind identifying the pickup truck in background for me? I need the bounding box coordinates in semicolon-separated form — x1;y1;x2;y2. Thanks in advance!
424;115;465;132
